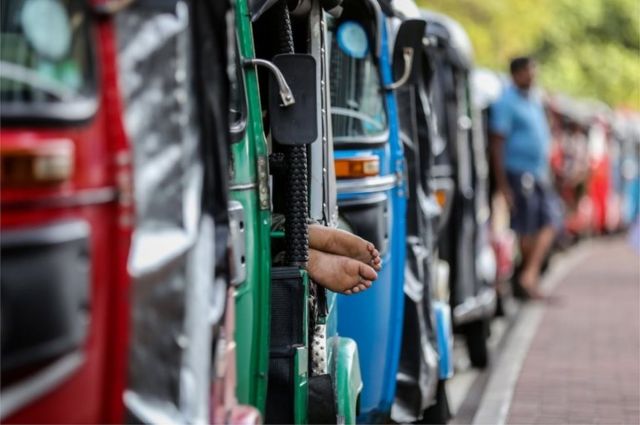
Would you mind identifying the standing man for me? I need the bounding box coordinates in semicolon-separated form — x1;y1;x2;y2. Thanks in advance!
489;56;561;299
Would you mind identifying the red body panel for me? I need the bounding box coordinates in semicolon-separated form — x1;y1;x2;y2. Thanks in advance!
1;12;132;424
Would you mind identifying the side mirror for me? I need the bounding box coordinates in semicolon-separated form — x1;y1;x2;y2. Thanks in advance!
268;54;318;145
387;19;427;90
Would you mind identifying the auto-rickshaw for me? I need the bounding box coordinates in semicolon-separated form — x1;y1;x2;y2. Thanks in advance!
612;111;640;226
232;0;362;422
421;10;497;369
388;0;455;423
547;95;622;238
0;1;131;420
585;112;622;234
1;0;246;423
547;95;594;241
327;0;426;422
115;1;257;423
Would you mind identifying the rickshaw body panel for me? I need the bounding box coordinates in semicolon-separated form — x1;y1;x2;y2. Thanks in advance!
231;189;271;412
336;16;407;422
232;0;272;415
0;14;131;423
330;336;364;425
433;301;454;379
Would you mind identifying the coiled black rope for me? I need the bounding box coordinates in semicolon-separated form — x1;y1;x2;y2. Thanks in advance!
273;0;309;267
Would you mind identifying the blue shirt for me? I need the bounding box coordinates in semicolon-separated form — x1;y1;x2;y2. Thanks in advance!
490;85;551;179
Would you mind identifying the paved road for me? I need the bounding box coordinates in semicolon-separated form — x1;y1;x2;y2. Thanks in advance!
506;237;640;425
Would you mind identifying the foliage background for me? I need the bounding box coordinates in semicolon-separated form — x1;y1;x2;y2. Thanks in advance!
417;0;640;109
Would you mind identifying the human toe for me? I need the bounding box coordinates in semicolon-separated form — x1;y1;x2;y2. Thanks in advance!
359;263;378;281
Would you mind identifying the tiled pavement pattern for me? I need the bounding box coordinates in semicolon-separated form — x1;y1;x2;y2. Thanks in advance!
507;238;640;425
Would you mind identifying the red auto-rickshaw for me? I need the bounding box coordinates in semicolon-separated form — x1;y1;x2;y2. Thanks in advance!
1;1;132;421
1;1;249;423
547;95;621;239
586;115;623;234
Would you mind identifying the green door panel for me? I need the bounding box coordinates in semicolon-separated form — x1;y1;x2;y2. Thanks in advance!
232;0;272;416
231;190;270;412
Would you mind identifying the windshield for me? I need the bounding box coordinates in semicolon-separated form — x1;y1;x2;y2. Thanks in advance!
0;0;95;109
328;18;387;142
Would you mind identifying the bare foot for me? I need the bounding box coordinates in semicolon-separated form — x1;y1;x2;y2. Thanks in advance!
309;224;382;270
308;249;377;294
520;268;544;299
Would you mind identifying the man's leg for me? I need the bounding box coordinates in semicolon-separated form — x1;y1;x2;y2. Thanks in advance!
519;234;535;264
520;225;556;296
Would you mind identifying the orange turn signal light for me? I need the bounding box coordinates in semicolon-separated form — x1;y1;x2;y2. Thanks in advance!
1;141;74;187
335;156;380;179
435;189;447;208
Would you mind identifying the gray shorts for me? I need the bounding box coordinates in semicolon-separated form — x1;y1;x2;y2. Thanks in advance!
507;172;563;236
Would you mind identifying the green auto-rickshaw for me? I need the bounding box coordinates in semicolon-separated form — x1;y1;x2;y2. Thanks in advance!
230;0;362;422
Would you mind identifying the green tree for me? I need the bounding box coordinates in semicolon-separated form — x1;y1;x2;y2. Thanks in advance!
418;0;640;108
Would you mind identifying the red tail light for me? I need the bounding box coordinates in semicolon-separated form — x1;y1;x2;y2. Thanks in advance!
1;141;74;187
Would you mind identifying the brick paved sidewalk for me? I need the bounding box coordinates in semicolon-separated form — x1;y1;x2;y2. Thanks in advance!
507;237;640;425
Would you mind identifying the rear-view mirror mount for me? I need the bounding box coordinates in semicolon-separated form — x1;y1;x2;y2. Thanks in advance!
386;19;427;90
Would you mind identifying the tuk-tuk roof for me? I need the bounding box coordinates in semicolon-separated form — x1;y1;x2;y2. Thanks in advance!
471;68;508;110
612;111;640;144
548;93;612;127
421;9;474;70
392;0;420;19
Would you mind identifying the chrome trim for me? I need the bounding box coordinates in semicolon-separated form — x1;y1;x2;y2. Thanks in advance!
242;58;295;106
309;2;327;223
1;98;99;124
331;108;386;134
0;351;84;420
337;174;397;194
1;219;89;247
337;192;387;208
1;187;118;210
228;182;257;191
431;176;455;191
0;62;75;100
333;129;389;147
228;200;247;286
385;48;414;90
430;164;454;179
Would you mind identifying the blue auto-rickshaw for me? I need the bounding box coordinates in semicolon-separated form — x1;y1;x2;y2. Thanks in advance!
328;0;426;421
